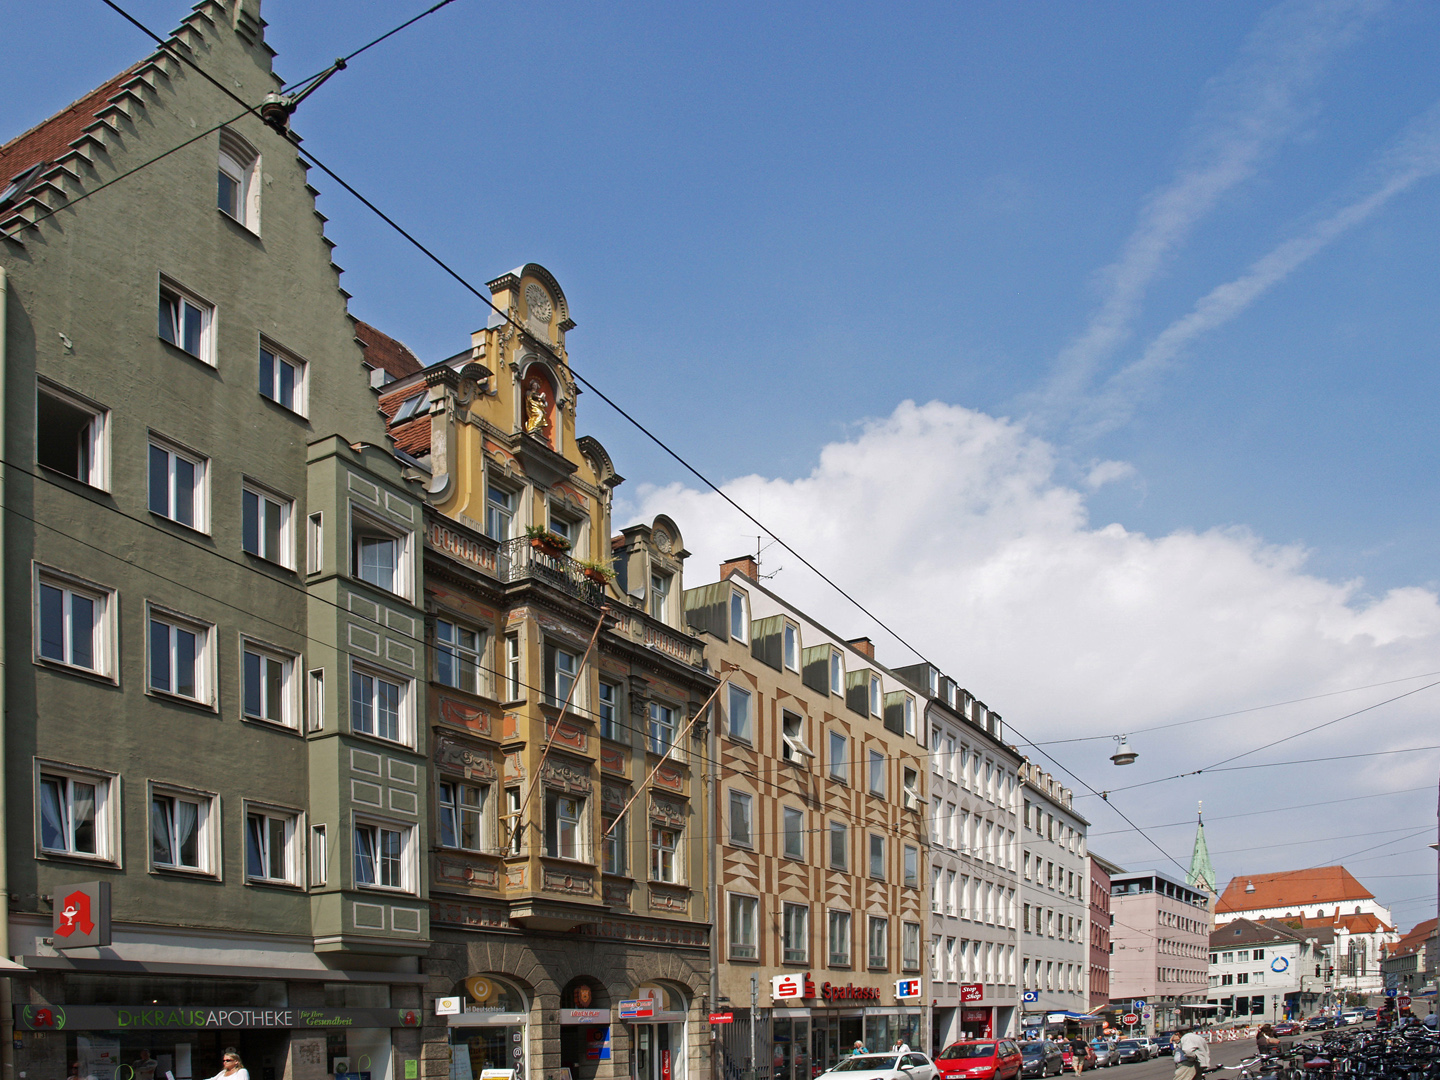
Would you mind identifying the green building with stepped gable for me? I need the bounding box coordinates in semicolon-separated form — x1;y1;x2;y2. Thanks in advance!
2;4;431;1080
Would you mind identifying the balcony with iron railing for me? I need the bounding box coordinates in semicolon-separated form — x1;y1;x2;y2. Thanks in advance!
498;536;605;606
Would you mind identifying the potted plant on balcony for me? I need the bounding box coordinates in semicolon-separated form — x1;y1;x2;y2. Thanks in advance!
525;524;571;556
576;558;615;584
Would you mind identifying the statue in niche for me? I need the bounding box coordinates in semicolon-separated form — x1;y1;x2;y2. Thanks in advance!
522;375;552;444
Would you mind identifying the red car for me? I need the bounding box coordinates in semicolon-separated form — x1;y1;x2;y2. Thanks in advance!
1059;1043;1096;1073
1273;1022;1300;1037
935;1041;1024;1080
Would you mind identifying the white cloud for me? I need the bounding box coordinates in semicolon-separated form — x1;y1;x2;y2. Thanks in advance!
619;399;1440;900
1033;0;1385;426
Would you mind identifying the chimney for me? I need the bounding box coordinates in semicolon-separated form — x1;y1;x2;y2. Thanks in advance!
720;555;758;581
846;637;874;659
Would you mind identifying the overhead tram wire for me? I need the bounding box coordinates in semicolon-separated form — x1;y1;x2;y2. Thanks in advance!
1020;667;1440;747
88;0;1359;882
1087;784;1437;836
16;1;461;236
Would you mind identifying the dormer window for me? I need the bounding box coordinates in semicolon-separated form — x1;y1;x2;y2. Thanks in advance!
390;391;426;424
870;674;882;717
904;695;915;736
729;588;748;642
650;571;671;621
783;622;799;671
830;649;842;694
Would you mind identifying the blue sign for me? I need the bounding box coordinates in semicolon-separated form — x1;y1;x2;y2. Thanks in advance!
1270;957;1289;972
1133;1000;1146;1011
1385;988;1397;998
1022;991;1039;1003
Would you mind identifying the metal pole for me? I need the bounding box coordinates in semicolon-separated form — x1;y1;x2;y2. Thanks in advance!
751;976;759;1080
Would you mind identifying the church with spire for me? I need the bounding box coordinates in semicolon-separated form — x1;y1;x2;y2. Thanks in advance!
1187;802;1217;896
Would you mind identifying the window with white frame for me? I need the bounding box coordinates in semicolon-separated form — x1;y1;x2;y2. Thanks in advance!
730;588;748;642
869;832;885;879
258;341;305;414
545;642;580;707
783;806;805;860
38;766;115;860
245;806;298;884
35;568;112;676
902;767;922;810
242;640;297;727
148;608;213;705
504;632;521;700
946;869;957;915
502;786;522;855
148;438;208;531
354;818;412;891
903;843;918;887
782;902;809;963
869;674;881;716
728;683;753;741
436;619;483;694
903;695;915;735
783;621;799;671
932;868;942;913
150;787;216;873
902;921;921;971
36;381;108;489
350;663;408;744
729;789;753;847
867;749;885;796
729;893;758;959
829;820;848;870
830;648;842;694
352;511;409;598
868;916;888;969
781;710;814;762
598;679;620;740
307;668;324;732
158;278;214;363
648;701;676;756
242;481;294;567
217;127;259;229
439;779;489;852
651;823;680;882
547;501;582;549
602;812;627;876
828;730;848;783
545;791;586;860
649;570;672;622
306;512;324;574
485;483;516;542
829;909;852;966
310;824;327;886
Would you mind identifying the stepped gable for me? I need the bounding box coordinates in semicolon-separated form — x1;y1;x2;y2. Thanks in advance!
1216;865;1374;914
0;64;144;182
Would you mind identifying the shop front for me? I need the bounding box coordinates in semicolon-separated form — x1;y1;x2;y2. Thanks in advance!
958;1009;992;1040
621;984;687;1080
13;977;413;1080
446;977;529;1080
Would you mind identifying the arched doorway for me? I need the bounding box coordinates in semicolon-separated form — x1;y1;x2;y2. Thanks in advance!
559;977;613;1080
627;982;688;1080
447;975;530;1080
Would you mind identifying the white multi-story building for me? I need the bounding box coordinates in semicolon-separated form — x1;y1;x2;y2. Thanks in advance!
1208;918;1329;1022
1019;765;1091;1031
895;664;1023;1049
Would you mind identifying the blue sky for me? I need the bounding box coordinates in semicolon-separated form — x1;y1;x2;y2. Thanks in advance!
6;0;1440;926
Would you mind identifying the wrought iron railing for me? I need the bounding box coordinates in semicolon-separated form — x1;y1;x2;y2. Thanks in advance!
497;537;605;606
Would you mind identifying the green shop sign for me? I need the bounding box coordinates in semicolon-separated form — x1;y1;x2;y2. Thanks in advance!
15;1006;422;1032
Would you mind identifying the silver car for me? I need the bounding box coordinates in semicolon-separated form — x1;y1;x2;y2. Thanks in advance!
1088;1041;1117;1068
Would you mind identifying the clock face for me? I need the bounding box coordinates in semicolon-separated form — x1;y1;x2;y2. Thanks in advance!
525;282;553;323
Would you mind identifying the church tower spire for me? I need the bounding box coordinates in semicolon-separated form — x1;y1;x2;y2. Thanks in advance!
1187;801;1217;894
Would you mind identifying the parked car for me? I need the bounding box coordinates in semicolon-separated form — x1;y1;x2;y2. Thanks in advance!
1303;1016;1331;1031
1059;1042;1096;1073
819;1053;940;1080
1152;1035;1174;1056
1020;1042;1065;1078
935;1041;1023;1080
1340;1012;1364;1026
1132;1039;1157;1061
1088;1041;1117;1068
1113;1042;1147;1066
1363;1009;1378;1021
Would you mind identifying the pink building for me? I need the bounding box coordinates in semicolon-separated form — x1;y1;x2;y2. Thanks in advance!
1109;870;1211;1033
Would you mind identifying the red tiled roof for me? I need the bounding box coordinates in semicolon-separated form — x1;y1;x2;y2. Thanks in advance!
1387;918;1437;958
0;64;144;183
355;319;422;379
1290;912;1391;934
1215;866;1375;914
